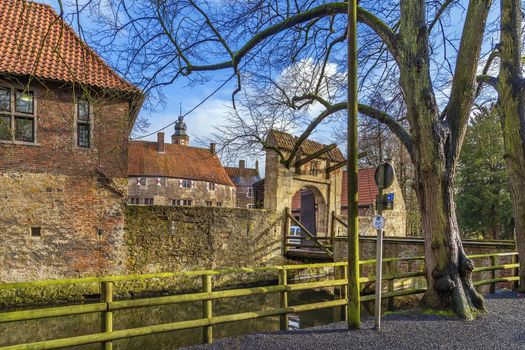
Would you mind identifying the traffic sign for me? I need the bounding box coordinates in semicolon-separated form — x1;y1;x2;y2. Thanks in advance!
374;162;395;189
372;215;385;230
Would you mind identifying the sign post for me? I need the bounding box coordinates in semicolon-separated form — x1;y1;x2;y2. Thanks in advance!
373;162;394;330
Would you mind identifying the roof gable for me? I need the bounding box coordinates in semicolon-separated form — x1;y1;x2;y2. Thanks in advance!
267;129;345;162
224;167;261;186
128;141;235;187
0;0;137;92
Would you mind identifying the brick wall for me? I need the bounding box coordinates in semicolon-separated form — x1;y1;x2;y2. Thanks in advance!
0;79;132;178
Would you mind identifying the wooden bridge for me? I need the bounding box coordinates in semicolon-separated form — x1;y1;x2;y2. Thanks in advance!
0;252;520;350
283;209;349;260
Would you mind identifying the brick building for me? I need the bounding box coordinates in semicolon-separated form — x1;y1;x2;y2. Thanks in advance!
128;124;236;207
224;160;261;208
0;0;141;281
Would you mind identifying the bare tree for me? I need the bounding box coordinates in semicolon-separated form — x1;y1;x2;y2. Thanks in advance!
86;0;498;318
476;0;525;291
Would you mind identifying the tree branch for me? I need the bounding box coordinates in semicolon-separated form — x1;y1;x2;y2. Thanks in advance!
358;103;414;156
184;3;399;74
446;0;492;158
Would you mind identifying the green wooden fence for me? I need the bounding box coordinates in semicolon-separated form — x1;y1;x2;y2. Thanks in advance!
0;252;520;350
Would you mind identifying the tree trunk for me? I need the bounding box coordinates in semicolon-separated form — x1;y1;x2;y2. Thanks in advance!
397;0;491;318
498;0;525;291
412;138;485;319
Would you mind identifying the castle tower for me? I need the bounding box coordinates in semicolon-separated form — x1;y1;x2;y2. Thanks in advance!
172;115;189;145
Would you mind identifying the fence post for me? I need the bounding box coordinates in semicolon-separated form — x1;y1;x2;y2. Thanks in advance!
101;281;113;350
283;207;291;255
331;211;336;243
512;254;520;290
202;275;213;344
387;261;396;310
490;256;497;294
279;269;289;330
338;264;348;321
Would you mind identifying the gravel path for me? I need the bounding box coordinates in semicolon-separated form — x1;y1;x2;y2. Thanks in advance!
183;292;525;350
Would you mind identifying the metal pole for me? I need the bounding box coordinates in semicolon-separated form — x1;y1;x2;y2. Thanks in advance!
374;188;384;329
347;0;360;330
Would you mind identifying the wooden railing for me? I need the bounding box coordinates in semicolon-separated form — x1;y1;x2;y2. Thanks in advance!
0;252;520;350
284;208;334;257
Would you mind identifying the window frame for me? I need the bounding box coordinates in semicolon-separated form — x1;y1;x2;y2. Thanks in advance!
247;187;254;198
180;179;193;188
75;97;93;149
129;197;140;205
207;182;216;191
144;198;154;205
0;86;37;144
172;199;193;206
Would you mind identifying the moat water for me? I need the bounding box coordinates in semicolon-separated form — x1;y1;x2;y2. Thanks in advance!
0;288;350;349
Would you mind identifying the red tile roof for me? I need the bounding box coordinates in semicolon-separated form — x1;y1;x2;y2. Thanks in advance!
267;130;345;162
341;168;378;207
0;0;137;92
128;141;235;187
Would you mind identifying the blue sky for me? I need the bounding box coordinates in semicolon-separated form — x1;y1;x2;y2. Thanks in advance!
39;0;499;171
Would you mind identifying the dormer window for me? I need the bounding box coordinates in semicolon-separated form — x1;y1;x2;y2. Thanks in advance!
77;99;91;148
0;87;36;143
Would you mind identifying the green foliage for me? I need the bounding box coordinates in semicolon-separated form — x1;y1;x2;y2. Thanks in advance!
456;109;514;240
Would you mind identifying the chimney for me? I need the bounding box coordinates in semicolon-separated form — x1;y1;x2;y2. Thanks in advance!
210;143;216;154
157;132;165;153
239;160;245;169
255;160;259;173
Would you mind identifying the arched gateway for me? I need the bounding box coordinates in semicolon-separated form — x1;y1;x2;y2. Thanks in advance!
262;130;344;239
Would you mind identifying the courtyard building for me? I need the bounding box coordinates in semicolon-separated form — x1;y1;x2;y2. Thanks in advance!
0;0;141;280
128;124;236;207
224;160;261;208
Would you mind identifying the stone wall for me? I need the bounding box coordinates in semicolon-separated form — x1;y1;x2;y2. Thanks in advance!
124;206;287;276
0;173;128;284
333;236;516;262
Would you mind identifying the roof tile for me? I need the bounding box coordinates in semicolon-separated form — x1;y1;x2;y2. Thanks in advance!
0;0;137;92
341;168;378;207
268;129;345;162
128;141;235;187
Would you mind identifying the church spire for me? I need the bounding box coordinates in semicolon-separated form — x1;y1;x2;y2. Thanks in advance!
172;105;189;145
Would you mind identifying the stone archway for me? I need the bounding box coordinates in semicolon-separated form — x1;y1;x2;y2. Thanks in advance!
291;186;329;236
262;144;343;239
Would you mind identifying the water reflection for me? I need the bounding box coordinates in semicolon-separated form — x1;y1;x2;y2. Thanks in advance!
0;289;344;350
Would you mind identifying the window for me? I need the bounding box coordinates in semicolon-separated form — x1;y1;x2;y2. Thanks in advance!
0;87;36;143
216;202;222;207
247;204;255;209
180;179;192;188
129;197;140;205
77;99;91;148
247;187;254;198
144;198;154;205
207;182;216;190
30;227;41;237
309;161;319;176
137;178;147;186
156;177;166;186
172;199;192;206
205;201;213;207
